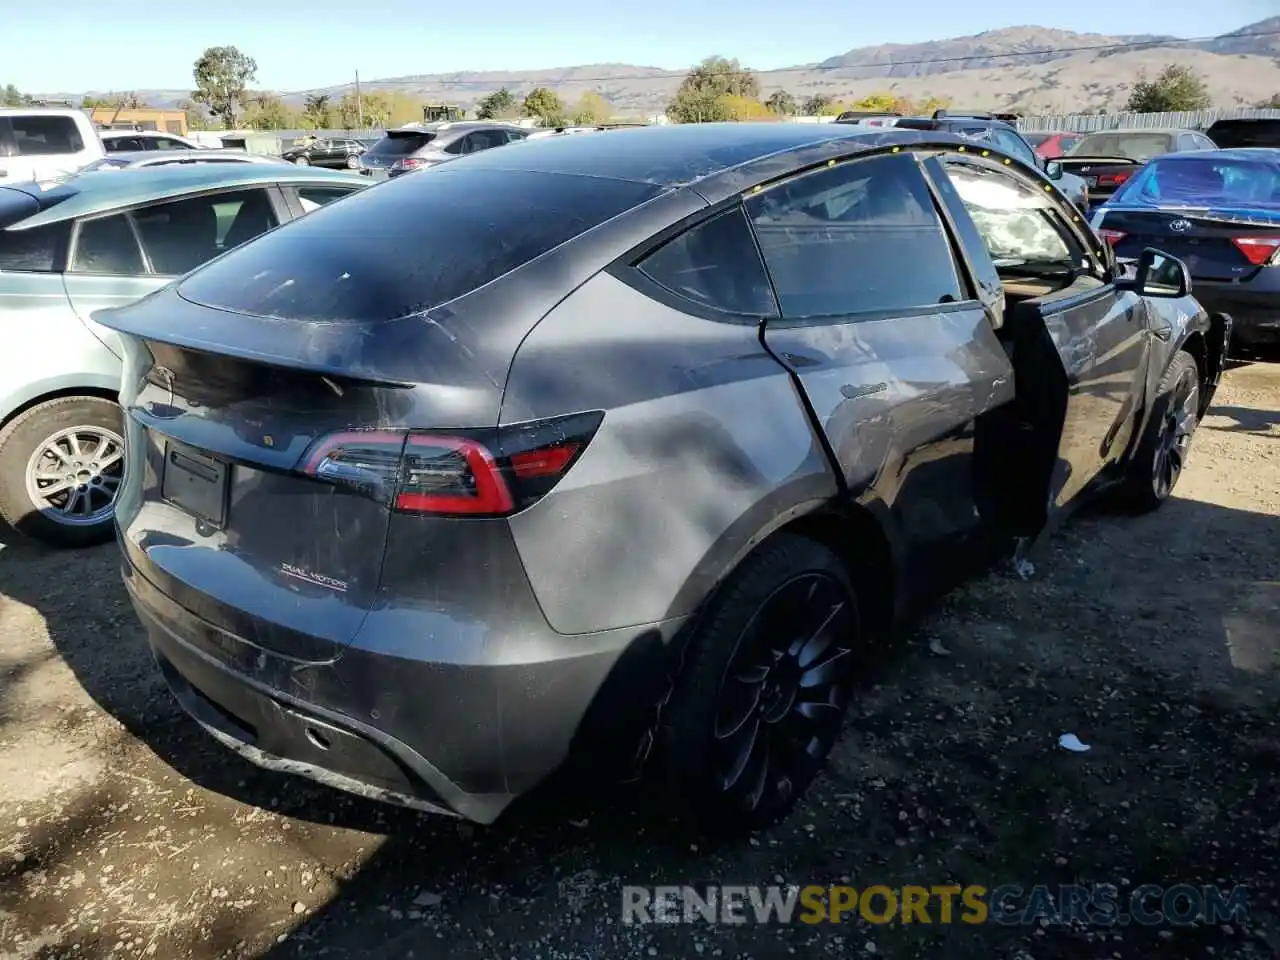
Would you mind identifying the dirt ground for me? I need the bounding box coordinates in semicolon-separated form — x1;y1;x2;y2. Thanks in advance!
2;362;1278;960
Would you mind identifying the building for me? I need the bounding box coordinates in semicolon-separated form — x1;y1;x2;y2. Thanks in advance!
87;107;188;136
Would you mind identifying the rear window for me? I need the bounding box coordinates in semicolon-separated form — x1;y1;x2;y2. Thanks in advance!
1068;132;1175;161
365;132;437;157
4;116;86;156
1206;120;1280;149
178;167;662;322
1118;156;1280;208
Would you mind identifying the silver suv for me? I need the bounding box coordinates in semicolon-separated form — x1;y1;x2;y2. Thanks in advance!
358;121;528;179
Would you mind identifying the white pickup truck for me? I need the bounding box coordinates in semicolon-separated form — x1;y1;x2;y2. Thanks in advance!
0;108;105;184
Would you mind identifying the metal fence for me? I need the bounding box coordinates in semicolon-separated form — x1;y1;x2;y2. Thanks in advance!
1016;107;1280;133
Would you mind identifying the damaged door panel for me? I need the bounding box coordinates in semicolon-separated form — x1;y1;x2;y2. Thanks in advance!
747;151;1016;587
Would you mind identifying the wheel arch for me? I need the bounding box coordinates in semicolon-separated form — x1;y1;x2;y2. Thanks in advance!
1;380;120;430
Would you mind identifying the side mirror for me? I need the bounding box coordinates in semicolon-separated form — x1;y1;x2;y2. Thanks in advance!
1115;247;1191;298
1044;159;1064;180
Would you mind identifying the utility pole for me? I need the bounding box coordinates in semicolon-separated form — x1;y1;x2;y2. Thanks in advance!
355;70;364;130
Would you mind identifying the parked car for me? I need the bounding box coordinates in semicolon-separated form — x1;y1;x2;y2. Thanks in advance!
1024;131;1082;159
358;121;529;179
0;108;104;184
98;123;1227;835
84;149;288;171
1092;148;1279;353
99;130;206;153
1058;128;1218;206
867;112;1090;210
0;165;369;547
1204;117;1280;150
281;137;367;170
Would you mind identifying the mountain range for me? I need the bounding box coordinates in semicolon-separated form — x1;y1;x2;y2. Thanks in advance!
47;16;1280;117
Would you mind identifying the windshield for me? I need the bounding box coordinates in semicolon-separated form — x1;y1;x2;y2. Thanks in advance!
1067;132;1175;161
1116;156;1280;208
364;132;437;157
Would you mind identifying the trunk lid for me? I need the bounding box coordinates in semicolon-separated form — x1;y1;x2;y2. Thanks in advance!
1099;206;1280;282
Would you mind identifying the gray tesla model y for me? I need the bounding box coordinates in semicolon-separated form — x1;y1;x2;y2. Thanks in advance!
97;123;1227;835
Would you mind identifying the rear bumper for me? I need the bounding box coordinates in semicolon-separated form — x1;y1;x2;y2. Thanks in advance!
123;555;681;824
1191;277;1280;346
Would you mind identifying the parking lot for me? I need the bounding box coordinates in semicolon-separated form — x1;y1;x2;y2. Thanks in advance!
1;361;1278;959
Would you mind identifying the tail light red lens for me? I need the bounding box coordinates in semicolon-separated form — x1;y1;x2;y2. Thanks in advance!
1099;228;1126;246
1231;236;1280;267
297;412;602;517
1096;171;1132;188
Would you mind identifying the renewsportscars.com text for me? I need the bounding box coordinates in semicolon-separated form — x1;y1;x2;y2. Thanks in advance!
621;884;1249;927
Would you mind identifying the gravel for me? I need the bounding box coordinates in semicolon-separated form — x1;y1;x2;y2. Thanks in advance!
1;361;1278;960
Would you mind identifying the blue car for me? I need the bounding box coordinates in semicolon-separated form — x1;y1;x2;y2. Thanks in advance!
1091;148;1280;352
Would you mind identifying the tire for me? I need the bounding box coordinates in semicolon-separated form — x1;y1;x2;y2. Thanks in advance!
0;396;124;548
659;533;860;836
1120;350;1201;513
293;156;309;166
345;154;360;169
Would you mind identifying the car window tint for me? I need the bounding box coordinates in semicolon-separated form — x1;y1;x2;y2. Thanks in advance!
638;207;777;317
133;189;278;275
468;130;508;151
0;223;67;272
10;116;85;156
152;137;186;151
1126;156;1280;207
104;136;144;153
296;186;361;213
178;168;662;322
746;151;964;319
71;214;145;275
943;163;1078;268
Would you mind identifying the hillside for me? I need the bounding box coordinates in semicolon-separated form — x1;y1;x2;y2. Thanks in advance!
50;17;1280;117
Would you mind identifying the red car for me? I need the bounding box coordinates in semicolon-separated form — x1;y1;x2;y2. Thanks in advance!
1025;131;1083;159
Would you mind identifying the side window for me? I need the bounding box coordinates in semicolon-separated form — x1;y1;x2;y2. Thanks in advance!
468;130;507;152
0;223;68;272
296;186;360;213
9;116;85;156
71;215;145;275
992;128;1038;167
637;207;777;317
104;136;144;153
151;137;187;151
133;189;279;275
943;161;1088;279
745;151;965;319
443;136;467;155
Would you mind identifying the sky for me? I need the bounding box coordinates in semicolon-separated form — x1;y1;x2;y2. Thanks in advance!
4;0;1277;94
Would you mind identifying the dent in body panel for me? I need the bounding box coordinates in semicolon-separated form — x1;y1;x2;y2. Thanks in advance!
762;306;1015;559
0;273;122;420
500;271;837;635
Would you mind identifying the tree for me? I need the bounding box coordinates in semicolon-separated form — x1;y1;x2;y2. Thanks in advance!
717;95;772;121
570;91;612;125
667;57;760;123
243;93;292;130
192;45;258;128
1125;64;1212;113
82;92;144;111
852;92;897;112
338;91;391;129
523;87;565;125
2;83;31;106
801;94;833;116
1259;94;1280;109
476;88;519;120
765;90;797;116
303;93;332;129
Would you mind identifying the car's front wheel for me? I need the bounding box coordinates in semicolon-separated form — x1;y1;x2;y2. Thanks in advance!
345;154;360;169
1122;349;1201;512
660;534;860;835
0;396;125;548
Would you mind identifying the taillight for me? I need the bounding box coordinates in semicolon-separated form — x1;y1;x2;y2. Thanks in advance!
391;157;430;171
296;412;602;517
1096;171;1132;188
1231;236;1280;267
1099;228;1126;246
